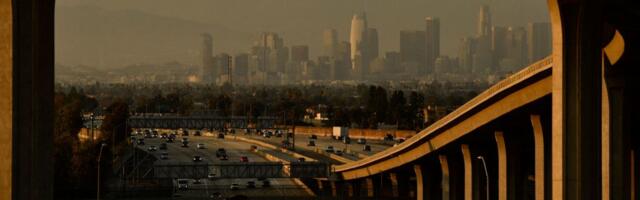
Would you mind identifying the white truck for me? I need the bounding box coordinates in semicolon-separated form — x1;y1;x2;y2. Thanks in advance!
332;126;348;139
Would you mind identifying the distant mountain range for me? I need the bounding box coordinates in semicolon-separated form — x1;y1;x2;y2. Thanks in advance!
55;5;252;69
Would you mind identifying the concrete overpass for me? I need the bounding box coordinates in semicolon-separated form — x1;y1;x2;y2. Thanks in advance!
315;34;637;199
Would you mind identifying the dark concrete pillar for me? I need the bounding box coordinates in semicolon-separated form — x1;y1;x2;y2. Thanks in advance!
495;132;507;200
530;115;545;200
549;0;604;198
461;144;472;200
11;0;55;200
439;155;450;200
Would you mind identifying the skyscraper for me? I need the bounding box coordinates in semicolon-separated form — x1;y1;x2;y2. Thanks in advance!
458;37;475;74
367;28;379;61
527;22;551;63
323;29;338;58
400;30;426;74
350;12;368;80
201;33;214;84
291;45;309;62
425;17;440;74
478;5;492;37
505;26;528;70
492;26;508;65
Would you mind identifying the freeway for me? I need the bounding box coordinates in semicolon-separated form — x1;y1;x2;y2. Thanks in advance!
241;132;393;163
134;131;313;199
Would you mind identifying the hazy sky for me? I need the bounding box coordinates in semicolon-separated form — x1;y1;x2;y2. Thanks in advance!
56;0;549;68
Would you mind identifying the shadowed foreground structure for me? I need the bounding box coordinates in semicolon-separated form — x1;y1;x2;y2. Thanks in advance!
1;0;639;199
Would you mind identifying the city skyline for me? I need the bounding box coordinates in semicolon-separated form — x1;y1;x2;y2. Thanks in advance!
55;0;549;69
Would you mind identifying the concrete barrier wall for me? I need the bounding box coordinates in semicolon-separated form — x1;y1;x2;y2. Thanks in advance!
292;126;417;139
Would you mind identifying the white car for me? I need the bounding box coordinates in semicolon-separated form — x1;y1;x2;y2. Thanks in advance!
197;143;205;149
147;146;157;151
230;183;240;190
208;173;216;180
177;179;189;190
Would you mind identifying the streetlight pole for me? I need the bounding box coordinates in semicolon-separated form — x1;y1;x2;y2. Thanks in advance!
97;143;108;200
477;156;489;200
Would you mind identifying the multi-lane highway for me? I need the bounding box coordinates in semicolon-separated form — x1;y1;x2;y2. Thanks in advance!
134;130;313;199
241;132;393;163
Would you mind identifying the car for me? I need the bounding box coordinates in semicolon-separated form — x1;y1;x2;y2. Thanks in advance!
159;143;167;150
192;179;202;184
309;134;318;140
335;150;343;155
250;145;258;150
193;131;201;136
166;138;174;143
181;137;189;142
307;140;316;146
230;183;240;190
210;192;222;199
325;146;334;153
148;146;157;151
160;152;169;160
207;173;216;180
281;140;291;148
192;155;203;162
197;143;205;149
357;138;367;144
363;145;372;151
297;157;306;162
160;133;167;139
216;148;227;158
217;133;225;139
246;181;256;188
137;138;145;145
240;156;249;162
343;137;351;144
262;180;271;187
177;179;189;190
219;155;228;161
181;141;189;147
229;129;236;134
181;130;189;136
384;134;394;141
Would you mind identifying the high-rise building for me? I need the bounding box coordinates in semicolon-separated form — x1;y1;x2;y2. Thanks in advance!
458;37;475;74
504;26;528;71
350;12;369;80
478;5;492;37
492;26;508;65
527;22;551;63
253;32;288;74
400;30;426;73
367;28;379;61
425;17;440;74
323;29;338;58
337;41;351;62
233;53;249;78
213;53;231;85
384;51;401;73
291;45;309;62
201;33;214;84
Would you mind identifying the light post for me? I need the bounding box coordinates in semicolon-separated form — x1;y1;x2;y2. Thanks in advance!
97;143;108;200
477;156;489;200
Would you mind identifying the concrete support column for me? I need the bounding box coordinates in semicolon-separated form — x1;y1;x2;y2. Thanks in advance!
365;177;375;197
316;179;324;191
347;182;355;197
330;181;338;197
414;164;424;200
439;155;450;200
461;144;472;200
549;0;604;198
390;172;400;197
495;132;507;200
530;115;545;200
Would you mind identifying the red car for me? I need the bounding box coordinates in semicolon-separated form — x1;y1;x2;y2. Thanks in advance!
240;156;249;162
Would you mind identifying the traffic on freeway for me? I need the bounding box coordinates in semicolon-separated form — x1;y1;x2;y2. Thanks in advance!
130;129;314;199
